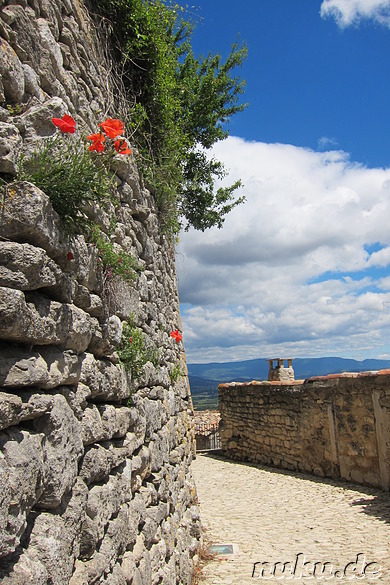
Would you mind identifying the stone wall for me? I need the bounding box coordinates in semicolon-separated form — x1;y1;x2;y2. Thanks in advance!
0;1;200;583
219;371;390;490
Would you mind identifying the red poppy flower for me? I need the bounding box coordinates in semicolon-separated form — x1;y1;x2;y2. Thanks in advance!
99;118;124;139
114;139;132;155
170;329;183;343
51;114;76;134
87;132;105;152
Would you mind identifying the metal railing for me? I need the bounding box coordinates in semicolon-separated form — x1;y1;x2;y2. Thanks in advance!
195;421;221;451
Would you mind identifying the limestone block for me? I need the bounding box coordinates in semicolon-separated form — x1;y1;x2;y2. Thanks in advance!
80;353;130;401
120;552;137;584
142;397;165;440
0;553;48;585
81;462;133;556
88;294;104;316
149;434;169;472
0;428;45;557
34;394;83;509
69;553;110;585
37;2;63;40
0;241;67;293
0;288;93;351
0;344;81;390
98;404;133;440
150;539;167;575
73;283;103;317
23;63;45;101
86;467;132;526
100;564;127;585
102;276;141;321
0;38;25;103
80;404;104;446
70;235;101;292
0;181;68;261
99;503;138;565
23;512;76;585
79;515;99;560
0;5;40;65
131;445;151;483
88;315;122;358
57;382;91;420
137;549;152;585
0;391;53;431
40;347;81;387
78;444;116;485
0;122;22;175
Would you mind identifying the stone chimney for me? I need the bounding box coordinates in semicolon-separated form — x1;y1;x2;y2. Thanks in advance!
268;358;295;382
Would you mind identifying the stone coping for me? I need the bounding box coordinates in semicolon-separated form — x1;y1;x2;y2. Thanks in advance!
218;368;390;388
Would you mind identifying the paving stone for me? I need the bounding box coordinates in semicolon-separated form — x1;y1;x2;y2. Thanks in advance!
192;453;390;585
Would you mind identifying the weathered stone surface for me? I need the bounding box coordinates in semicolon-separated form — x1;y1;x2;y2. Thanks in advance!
98;404;133;439
0;122;22;175
0;428;45;557
0;241;64;292
74;283;104;316
70;235;101;293
34;394;83;509
0;182;68;261
0;38;25;103
0;288;93;351
23;63;45;101
80;353;130;401
81;404;105;446
80;462;133;559
88;315;123;357
0;391;52;431
25;513;75;584
0;553;48;585
79;441;131;485
0;1;199;583
220;375;390;489
57;382;91;420
0;343;81;389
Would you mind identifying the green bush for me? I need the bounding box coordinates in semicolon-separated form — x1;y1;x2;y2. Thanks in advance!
118;321;160;380
17;134;114;232
90;224;142;283
89;0;248;232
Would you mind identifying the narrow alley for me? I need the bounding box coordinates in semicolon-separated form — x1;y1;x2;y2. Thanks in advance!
192;453;390;584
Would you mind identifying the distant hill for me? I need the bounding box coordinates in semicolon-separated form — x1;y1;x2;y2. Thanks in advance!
188;356;390;410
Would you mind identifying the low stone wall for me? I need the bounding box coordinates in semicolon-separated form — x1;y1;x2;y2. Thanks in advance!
0;1;200;583
219;371;390;490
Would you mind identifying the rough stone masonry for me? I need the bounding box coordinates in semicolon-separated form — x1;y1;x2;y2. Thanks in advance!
219;371;390;490
0;1;201;583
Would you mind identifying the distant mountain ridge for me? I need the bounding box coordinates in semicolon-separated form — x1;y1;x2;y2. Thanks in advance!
188;356;390;410
188;356;390;390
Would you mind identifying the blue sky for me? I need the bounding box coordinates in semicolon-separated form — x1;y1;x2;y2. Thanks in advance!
176;0;390;363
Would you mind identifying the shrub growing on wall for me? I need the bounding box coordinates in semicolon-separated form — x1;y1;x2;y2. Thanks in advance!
90;0;248;232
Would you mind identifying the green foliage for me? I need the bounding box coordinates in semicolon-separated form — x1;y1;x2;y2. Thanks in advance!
169;362;185;384
118;321;160;380
90;0;247;231
18;134;113;232
90;224;141;283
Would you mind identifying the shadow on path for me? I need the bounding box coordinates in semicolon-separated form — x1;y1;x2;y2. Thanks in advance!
199;450;390;525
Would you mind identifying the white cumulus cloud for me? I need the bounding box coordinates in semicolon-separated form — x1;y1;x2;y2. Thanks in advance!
320;0;390;27
176;137;390;363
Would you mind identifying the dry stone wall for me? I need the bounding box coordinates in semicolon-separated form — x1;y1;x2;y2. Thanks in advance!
0;1;201;583
219;371;390;491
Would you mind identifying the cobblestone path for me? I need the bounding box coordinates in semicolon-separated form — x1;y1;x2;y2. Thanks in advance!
191;453;390;584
